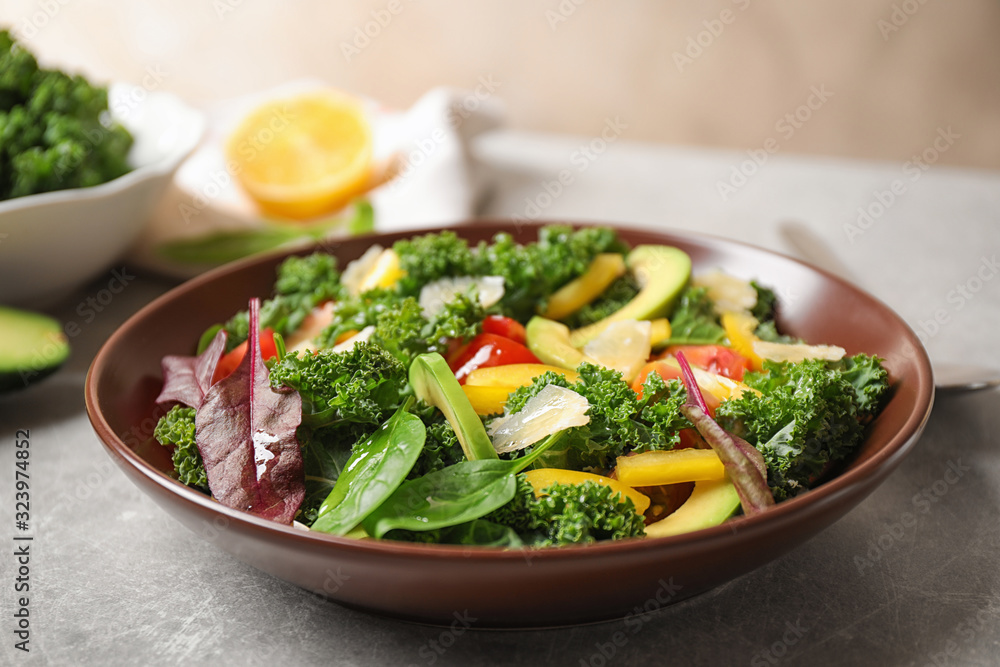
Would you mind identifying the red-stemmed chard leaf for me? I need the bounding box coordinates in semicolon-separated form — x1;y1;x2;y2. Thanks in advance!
675;351;775;516
156;329;228;409
196;299;304;524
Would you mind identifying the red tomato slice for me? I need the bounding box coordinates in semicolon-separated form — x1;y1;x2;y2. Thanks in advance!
448;333;541;384
664;345;751;381
481;315;527;345
212;328;278;384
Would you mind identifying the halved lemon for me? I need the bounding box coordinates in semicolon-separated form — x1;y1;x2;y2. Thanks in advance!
226;90;373;220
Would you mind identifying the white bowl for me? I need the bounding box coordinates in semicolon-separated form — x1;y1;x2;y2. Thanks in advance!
0;83;205;306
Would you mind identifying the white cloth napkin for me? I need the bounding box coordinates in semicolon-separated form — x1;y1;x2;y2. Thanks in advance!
131;81;503;277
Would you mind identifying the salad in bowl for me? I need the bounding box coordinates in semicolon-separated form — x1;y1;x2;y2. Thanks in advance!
151;225;890;548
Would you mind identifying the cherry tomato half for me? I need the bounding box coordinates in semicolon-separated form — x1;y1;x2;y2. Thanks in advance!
664;345;751;381
481;315;527;345
213;328;279;384
448;333;541;384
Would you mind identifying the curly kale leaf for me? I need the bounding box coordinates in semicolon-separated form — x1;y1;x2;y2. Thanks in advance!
312;286;483;366
561;273;640;329
486;475;646;547
393;230;477;296
667;286;726;345
503;364;689;470
748;281;800;343
370;291;483;366
221;253;342;351
716;354;890;500
313;288;402;349
477;226;628;321
269;341;406;426
153;405;207;491
1;30;133;200
407;408;467;479
750;281;778;322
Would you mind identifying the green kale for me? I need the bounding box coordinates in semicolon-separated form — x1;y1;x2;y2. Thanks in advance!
503;363;689;470
750;281;778;322
313;284;484;365
370;292;483;366
153;405;207;491
1;30;133;200
561;273;640;329
716;355;890;500
486;475;646;547
477;226;628;321
221;253;342;350
748;281;799;343
268;341;406;426
313;288;402;349
407;412;467;479
393;230;477;295
667;286;726;344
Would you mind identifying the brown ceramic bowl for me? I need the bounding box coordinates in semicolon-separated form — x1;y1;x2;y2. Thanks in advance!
85;222;934;627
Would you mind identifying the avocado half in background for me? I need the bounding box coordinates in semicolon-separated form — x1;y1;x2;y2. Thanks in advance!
0;306;70;392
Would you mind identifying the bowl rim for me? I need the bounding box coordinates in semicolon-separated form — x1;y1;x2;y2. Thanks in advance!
0;86;205;215
85;220;935;563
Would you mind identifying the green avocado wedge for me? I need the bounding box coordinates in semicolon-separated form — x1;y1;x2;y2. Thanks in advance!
0;306;70;393
525;316;587;371
643;478;741;539
409;352;498;461
569;245;691;347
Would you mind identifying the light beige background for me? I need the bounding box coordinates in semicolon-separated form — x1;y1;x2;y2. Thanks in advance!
4;0;999;169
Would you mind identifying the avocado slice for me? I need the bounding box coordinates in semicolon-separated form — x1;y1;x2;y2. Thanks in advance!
0;306;70;393
409;352;498;460
569;245;691;347
643;478;741;538
525;316;587;371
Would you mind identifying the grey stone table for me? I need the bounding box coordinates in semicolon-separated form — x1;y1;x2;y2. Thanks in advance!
2;132;999;666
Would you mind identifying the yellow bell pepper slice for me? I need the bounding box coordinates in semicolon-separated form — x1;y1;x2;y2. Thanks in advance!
464;363;580;388
721;311;764;371
523;468;650;514
461;385;517;416
542;253;626;321
616;449;726;487
649;318;672;348
357;248;405;293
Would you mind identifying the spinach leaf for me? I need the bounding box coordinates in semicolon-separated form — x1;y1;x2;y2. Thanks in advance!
362;430;566;538
311;402;426;535
362;459;517;538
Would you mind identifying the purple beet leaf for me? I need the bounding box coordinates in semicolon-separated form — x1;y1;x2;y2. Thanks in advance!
196;299;304;524
675;351;775;516
156;329;228;409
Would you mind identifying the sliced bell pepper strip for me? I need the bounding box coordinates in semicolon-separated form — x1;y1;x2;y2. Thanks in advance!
616;449;726;487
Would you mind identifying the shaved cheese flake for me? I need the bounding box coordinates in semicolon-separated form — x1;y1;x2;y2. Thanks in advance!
418;275;505;319
340;245;384;296
331;325;375;353
692;270;757;315
487;384;591;454
582;319;652;383
752;340;846;363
